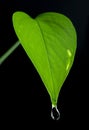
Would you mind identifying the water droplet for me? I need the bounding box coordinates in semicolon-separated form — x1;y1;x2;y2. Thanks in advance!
51;104;60;120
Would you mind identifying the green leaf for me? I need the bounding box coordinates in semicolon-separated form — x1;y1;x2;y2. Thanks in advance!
12;11;77;106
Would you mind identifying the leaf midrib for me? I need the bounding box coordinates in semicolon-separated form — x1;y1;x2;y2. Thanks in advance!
35;19;55;98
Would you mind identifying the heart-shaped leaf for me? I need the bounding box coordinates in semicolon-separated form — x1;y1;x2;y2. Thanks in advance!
12;11;77;106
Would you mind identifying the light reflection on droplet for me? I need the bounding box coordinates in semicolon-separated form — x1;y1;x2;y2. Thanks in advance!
51;104;60;120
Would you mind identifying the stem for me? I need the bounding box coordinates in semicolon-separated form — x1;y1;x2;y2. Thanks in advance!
0;41;20;65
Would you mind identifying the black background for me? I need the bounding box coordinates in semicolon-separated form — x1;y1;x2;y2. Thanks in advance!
0;0;89;128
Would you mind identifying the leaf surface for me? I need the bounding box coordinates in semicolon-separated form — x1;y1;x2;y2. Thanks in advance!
12;11;77;106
